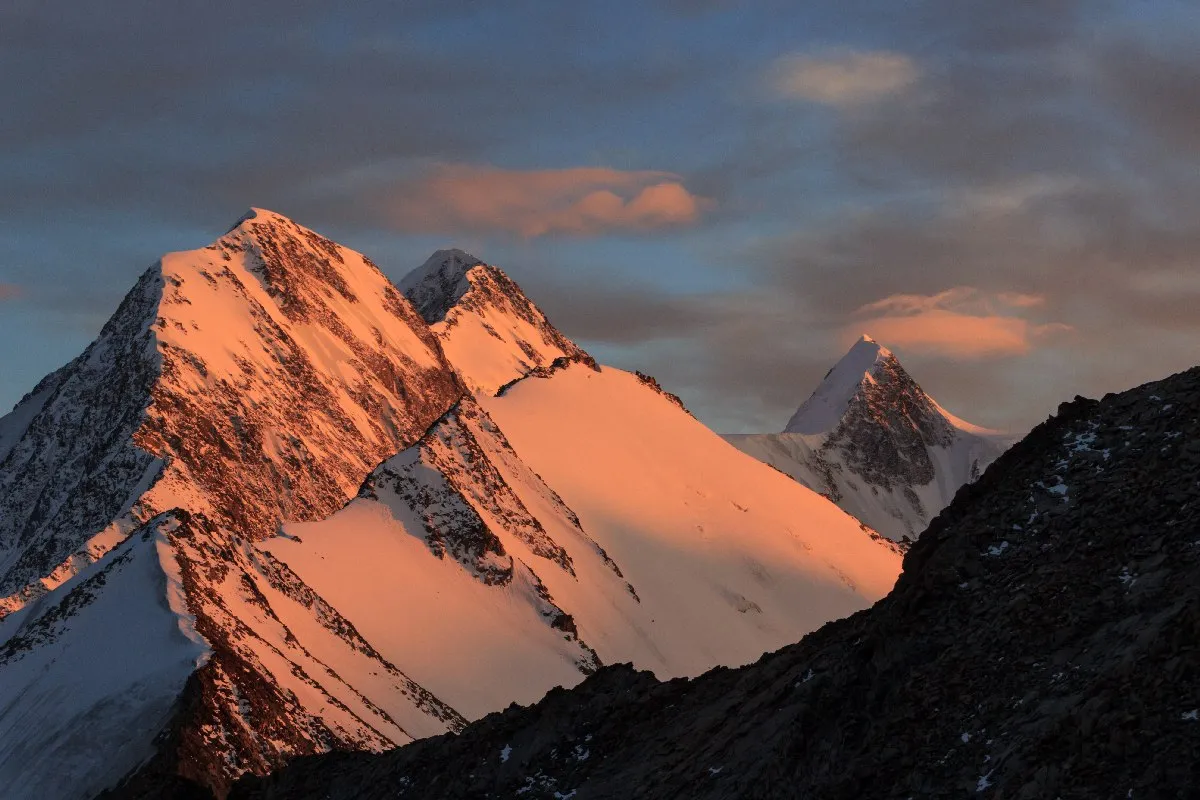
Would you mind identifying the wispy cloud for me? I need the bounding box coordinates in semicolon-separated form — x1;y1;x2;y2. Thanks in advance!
388;164;710;237
769;50;920;107
0;285;20;301
851;288;1070;358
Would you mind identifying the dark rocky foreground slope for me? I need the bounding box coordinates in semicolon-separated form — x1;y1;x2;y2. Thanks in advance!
231;366;1200;799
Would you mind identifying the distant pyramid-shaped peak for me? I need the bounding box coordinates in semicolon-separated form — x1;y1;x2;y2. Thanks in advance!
784;334;901;435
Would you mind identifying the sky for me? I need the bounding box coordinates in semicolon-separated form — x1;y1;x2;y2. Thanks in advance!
2;0;1199;434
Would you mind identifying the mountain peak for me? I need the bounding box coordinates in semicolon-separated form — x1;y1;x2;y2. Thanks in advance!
784;335;894;435
223;206;297;234
399;248;486;324
398;250;591;395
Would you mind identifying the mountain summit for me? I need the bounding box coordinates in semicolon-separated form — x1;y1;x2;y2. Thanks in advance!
400;250;590;395
728;336;1010;541
784;334;895;435
0;212;900;799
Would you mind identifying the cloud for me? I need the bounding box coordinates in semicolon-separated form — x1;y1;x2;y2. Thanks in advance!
769;50;920;106
849;288;1070;359
388;165;709;237
0;285;20;301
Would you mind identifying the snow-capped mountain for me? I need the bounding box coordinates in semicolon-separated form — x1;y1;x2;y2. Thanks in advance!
727;335;1011;542
0;212;901;799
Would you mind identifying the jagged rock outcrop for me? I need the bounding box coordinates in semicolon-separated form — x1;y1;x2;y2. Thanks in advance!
233;364;1200;800
728;335;1010;541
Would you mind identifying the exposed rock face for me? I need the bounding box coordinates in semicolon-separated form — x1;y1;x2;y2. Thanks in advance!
0;268;164;603
728;336;1010;541
821;345;955;491
400;249;591;395
234;365;1200;800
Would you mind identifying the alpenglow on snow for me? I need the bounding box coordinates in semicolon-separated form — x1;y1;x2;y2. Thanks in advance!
0;210;902;799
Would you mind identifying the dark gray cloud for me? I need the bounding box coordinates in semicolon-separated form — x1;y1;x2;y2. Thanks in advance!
3;0;1199;436
509;2;1200;433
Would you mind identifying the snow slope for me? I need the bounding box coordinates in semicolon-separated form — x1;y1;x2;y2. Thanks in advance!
727;336;1011;541
265;363;901;725
0;210;470;796
481;364;901;670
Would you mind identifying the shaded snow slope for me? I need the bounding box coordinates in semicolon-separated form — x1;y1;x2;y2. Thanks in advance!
0;513;207;800
728;336;1010;541
400;250;589;395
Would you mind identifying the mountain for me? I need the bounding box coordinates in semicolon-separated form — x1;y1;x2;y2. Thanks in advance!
233;364;1200;800
0;212;901;799
726;335;1011;542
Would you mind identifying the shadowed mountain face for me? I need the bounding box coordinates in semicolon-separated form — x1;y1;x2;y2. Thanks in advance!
728;335;1011;542
233;366;1200;800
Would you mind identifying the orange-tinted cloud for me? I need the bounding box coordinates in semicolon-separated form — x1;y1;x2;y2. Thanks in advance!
850;287;1070;358
0;284;20;301
769;50;920;107
391;164;709;237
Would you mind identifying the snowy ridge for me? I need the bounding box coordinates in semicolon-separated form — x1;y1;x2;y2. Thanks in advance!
400;250;591;395
728;335;1011;541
